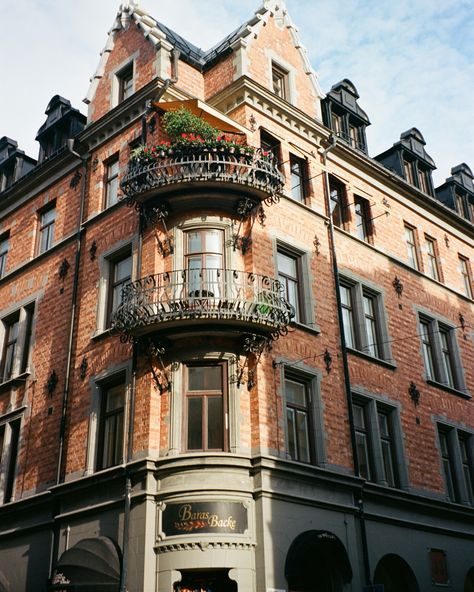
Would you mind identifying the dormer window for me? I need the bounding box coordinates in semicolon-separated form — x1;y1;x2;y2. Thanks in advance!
272;62;289;101
403;159;414;185
418;167;430;194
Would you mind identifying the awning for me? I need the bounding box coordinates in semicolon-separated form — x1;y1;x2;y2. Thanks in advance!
153;98;248;135
285;530;352;589
50;536;121;591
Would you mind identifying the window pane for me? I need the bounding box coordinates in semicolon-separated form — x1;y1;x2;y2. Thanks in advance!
296;410;310;463
207;396;223;449
286;408;296;459
439;330;455;388
188;366;222;391
420;320;436;380
204;230;222;253
187;232;202;254
363;294;379;357
187;397;203;450
285;379;306;406
439;431;456;501
106;384;125;412
277;252;297;277
356;432;371;480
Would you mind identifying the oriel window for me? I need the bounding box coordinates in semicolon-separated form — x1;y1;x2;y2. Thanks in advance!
185;229;223;298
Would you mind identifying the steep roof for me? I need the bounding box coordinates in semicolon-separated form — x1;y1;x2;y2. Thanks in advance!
85;0;323;105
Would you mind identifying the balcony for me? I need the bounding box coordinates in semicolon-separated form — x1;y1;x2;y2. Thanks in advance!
111;268;294;339
120;148;284;211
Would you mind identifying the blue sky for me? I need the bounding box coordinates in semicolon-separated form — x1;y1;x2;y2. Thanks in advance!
1;0;473;185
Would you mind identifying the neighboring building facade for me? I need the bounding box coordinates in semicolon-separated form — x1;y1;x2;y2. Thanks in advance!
0;2;473;592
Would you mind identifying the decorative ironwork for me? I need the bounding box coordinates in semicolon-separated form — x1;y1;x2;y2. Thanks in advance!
231;197;260;254
382;197;391;208
229;334;273;390
408;381;420;406
47;370;58;396
143;337;170;393
70;170;82;189
459;313;466;331
324;349;332;373
80;357;88;380
249;114;257;131
58;258;70;280
313;235;321;255
91;157;99;172
120;149;284;204
392;276;403;297
444;234;450;248
141;204;174;257
257;205;266;227
111;268;294;340
89;240;98;261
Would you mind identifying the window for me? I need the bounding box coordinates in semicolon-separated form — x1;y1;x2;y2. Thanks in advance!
459;255;473;298
185;362;227;451
118;63;134;103
425;236;441;281
277;249;302;323
185;229;223;297
272;62;289;100
353;397;404;487
97;381;125;470
403;159;414;184
354;196;372;242
289;154;307;202
331;112;342;136
0;233;9;278
340;279;390;361
260;130;281;165
437;426;473;504
418;315;465;391
329;176;349;229
105;157;119;207
38;204;56;254
107;251;132;327
349;124;360;149
404;224;420;270
418;167;430;194
285;376;311;463
0;304;34;384
454;192;469;219
0;417;21;503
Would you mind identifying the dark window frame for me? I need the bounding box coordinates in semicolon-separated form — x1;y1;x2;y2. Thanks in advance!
0;232;9;278
425;235;442;282
271;62;290;101
329;175;350;229
106;249;132;328
184;361;228;452
354;195;373;243
276;246;305;324
284;374;313;463
37;203;56;255
96;377;126;471
404;223;421;271
459;255;473;299
289;153;308;203
104;156;120;208
260;130;281;167
117;63;134;103
1;417;21;504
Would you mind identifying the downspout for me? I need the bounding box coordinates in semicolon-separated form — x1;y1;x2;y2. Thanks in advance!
49;141;89;581
121;51;179;590
319;136;372;586
56;141;89;485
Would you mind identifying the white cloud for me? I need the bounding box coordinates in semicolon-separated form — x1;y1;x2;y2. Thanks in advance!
1;0;472;185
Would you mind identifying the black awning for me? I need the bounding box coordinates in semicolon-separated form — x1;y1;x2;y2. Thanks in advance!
51;536;121;591
285;530;353;588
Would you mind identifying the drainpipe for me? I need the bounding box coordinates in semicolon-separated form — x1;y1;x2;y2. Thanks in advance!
319;135;372;586
56;140;89;485
141;48;180;144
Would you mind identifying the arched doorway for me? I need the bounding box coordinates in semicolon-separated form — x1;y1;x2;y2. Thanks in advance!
49;536;121;591
465;567;474;592
285;530;352;592
174;569;237;592
373;554;419;592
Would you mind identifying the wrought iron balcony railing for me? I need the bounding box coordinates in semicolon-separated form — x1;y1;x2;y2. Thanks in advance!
112;268;294;338
120;149;284;203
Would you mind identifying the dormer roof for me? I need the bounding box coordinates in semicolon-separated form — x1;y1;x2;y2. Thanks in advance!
375;127;436;170
325;79;370;124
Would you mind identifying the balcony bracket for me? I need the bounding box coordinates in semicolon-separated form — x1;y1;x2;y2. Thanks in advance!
231;197;260;255
141;204;174;257
142;337;171;394
231;333;273;390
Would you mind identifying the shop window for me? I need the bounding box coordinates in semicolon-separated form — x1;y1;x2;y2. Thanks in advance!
96;380;125;470
272;62;289;100
425;235;441;281
329;176;349;229
185;362;227;452
0;304;35;384
290;154;308;202
354;195;372;243
353;397;404;487
437;426;473;504
37;203;56;254
340;279;391;361
0;417;21;503
418;315;465;392
0;232;9;278
404;223;421;270
105;156;119;207
459;255;473;298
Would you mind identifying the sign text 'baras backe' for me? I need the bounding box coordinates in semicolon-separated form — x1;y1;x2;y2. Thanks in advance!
162;501;248;536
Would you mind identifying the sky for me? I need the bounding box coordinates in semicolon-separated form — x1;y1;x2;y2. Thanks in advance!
1;0;473;185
